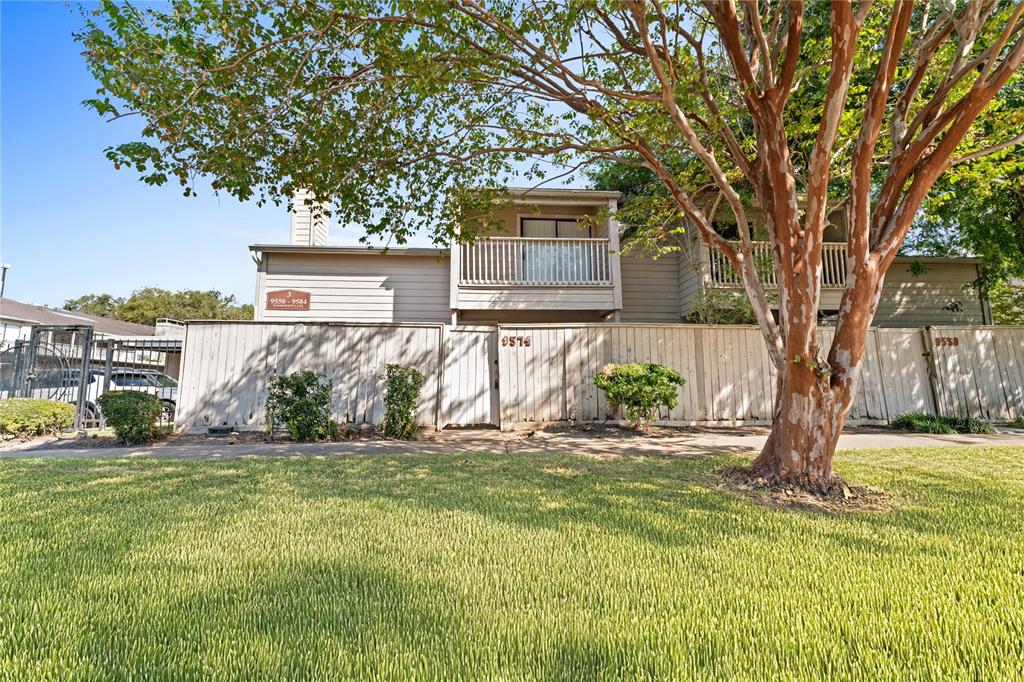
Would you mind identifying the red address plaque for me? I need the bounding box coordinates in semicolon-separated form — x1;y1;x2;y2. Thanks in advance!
266;289;311;311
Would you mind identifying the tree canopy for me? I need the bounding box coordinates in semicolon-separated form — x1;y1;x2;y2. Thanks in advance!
64;288;253;326
77;0;1024;485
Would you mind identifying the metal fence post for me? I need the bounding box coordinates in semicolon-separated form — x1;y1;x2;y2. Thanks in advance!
74;327;94;431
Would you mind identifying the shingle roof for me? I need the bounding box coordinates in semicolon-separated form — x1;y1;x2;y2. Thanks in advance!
0;298;156;337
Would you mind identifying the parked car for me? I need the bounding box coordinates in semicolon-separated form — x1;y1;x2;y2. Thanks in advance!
96;369;179;422
6;367;178;424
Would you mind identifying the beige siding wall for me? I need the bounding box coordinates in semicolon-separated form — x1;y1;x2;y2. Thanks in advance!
677;247;704;318
459;309;609;323
457;285;615;311
483;203;605;238
258;252;451;323
873;261;986;327
618;254;681;322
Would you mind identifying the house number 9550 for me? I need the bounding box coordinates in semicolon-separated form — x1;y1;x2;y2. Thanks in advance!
502;335;532;348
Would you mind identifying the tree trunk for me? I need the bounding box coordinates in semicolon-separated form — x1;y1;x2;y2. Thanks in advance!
750;342;865;491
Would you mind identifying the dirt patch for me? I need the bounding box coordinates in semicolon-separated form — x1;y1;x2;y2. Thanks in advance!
716;467;896;513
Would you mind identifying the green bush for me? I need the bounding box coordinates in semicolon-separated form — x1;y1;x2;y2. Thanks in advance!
891;411;995;435
0;399;75;439
97;392;163;444
266;370;333;441
890;412;956;434
1012;416;1024;428
379;364;426;440
594;363;686;429
943;415;997;434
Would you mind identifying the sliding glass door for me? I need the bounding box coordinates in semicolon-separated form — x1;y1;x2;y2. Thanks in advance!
521;218;594;283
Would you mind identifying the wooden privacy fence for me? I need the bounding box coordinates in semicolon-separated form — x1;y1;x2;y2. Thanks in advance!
175;321;1023;432
176;322;446;432
928;326;1024;421
496;324;936;427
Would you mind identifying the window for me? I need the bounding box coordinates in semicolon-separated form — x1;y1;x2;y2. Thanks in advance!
519;217;596;283
520;218;591;238
111;373;151;387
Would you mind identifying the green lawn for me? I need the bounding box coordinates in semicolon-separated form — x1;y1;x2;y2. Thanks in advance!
1;447;1022;680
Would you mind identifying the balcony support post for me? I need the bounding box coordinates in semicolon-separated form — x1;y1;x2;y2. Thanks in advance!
607;198;623;312
449;235;461;311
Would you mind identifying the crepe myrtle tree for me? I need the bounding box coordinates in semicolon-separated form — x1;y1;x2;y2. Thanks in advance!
79;1;1024;490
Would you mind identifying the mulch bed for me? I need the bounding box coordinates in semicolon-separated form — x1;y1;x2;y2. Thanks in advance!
716;466;896;513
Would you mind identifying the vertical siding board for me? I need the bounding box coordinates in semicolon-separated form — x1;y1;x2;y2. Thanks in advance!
994;329;1024;419
693;327;710;421
715;328;732;421
686;328;698;420
671;328;685;420
597;327;611;419
174;325;198;429
1002;332;1019;419
761;330;775;420
191;325;212;427
239;324;258;425
232;324;251;425
567;328;581;422
978;328;1006;420
740;328;756;420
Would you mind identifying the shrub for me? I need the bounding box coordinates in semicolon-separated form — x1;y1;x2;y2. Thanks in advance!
266;370;333;441
379;364;426;440
0;399;75;439
1013;416;1024;429
891;411;995;435
890;412;956;434
594;362;686;429
943;415;996;435
97;391;163;444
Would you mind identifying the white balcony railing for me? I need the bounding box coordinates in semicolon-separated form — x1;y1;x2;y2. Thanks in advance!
459;237;612;286
708;241;848;288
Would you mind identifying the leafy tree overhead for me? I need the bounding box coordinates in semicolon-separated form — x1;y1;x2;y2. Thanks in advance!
77;1;1024;490
64;287;254;326
901;76;1024;323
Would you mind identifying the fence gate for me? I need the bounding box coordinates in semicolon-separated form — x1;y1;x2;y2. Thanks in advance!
0;325;95;429
0;325;183;431
442;326;499;427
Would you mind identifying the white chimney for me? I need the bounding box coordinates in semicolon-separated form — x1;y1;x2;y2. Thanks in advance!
290;190;329;246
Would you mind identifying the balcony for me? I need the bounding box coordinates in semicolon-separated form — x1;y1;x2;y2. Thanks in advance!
459;237;612;286
707;241;848;288
453;237;618;314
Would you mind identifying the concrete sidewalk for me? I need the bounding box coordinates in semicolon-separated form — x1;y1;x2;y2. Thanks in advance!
3;427;1024;460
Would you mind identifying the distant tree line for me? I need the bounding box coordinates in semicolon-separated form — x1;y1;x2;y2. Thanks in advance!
64;288;253;326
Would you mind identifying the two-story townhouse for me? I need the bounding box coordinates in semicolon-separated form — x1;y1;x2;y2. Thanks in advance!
250;187;991;326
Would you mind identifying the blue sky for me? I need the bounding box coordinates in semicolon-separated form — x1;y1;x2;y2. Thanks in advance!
3;1;504;308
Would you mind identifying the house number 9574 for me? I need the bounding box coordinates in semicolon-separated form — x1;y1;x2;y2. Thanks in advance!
502;335;532;348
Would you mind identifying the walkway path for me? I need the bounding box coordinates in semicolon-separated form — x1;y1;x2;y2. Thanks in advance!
4;427;1024;460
